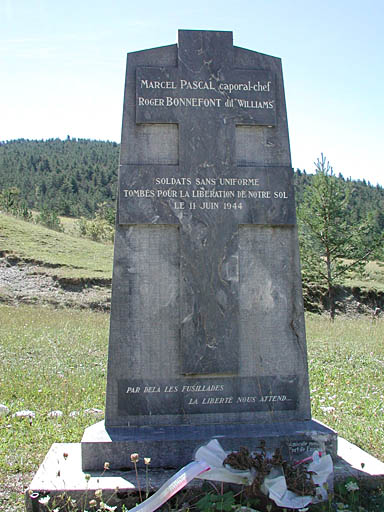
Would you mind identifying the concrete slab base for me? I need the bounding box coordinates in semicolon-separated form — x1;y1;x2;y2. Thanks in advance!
26;438;384;511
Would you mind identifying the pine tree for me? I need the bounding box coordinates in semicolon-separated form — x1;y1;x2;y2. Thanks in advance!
298;154;382;319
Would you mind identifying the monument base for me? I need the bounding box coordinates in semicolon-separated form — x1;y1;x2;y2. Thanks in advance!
26;436;384;512
81;419;337;471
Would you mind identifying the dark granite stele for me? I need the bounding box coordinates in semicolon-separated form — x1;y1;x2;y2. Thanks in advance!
80;29;337;471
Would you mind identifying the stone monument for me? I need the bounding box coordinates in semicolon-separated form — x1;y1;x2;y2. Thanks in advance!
82;29;337;470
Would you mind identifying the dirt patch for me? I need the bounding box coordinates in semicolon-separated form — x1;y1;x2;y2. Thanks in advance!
0;258;111;311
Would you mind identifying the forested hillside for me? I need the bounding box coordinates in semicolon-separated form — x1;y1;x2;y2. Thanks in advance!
0;138;119;217
1;138;384;236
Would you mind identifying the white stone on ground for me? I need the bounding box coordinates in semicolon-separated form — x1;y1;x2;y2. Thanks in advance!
48;410;63;418
12;410;35;418
84;408;103;415
0;404;9;416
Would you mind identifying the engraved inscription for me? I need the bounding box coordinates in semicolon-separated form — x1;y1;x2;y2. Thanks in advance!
136;69;276;124
117;376;298;415
121;174;289;214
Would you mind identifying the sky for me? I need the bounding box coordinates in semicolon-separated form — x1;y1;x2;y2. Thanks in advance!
1;0;383;186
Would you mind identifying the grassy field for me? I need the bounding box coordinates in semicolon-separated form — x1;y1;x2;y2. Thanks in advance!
0;305;383;511
0;213;113;281
307;314;384;460
1;212;384;510
0;305;108;512
344;260;384;293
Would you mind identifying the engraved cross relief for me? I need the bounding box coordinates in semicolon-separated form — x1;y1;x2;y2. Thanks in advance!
119;31;295;374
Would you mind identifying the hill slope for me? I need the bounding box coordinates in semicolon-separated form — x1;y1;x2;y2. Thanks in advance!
0;213;112;309
1;210;384;315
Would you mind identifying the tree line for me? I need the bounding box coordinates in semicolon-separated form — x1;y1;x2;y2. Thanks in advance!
1;139;383;228
1;139;384;317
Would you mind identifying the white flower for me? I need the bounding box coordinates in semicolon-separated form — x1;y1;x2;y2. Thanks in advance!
345;480;359;492
38;496;50;505
99;503;117;511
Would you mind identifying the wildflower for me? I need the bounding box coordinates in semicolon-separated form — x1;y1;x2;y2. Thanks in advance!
104;461;110;470
95;489;103;499
89;499;97;507
84;473;91;482
144;457;151;465
345;480;359;492
99;502;117;511
131;452;142;502
39;496;50;505
130;453;139;463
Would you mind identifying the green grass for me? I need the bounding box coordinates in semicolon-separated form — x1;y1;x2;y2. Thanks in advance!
307;314;384;462
0;306;383;511
58;215;80;236
0;309;383;469
0;305;109;477
32;211;81;236
0;213;113;280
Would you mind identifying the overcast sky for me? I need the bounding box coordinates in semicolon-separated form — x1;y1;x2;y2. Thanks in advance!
1;0;383;185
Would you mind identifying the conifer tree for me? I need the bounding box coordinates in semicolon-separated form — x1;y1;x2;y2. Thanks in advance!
298;154;382;319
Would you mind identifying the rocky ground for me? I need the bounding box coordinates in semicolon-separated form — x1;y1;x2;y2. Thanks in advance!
0;257;111;311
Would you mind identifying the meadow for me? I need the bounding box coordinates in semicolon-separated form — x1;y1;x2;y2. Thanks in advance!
1;212;384;510
0;305;383;511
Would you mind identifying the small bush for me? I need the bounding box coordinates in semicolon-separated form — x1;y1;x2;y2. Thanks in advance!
35;208;64;232
76;202;114;243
